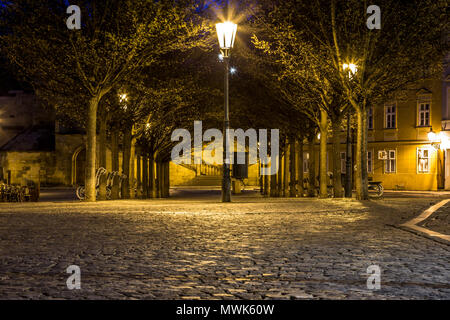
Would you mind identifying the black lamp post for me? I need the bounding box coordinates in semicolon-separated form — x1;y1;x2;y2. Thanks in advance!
216;21;237;203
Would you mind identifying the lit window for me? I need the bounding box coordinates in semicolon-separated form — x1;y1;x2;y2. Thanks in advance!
303;152;309;173
418;103;430;127
368;107;374;130
367;150;373;173
340;152;346;174
417;148;430;173
385;105;396;129
385;150;396;173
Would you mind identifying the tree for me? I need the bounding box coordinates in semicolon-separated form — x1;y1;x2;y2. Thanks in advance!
250;0;447;199
0;0;211;201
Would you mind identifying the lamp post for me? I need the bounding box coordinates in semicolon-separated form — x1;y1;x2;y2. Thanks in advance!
343;63;358;198
216;21;237;203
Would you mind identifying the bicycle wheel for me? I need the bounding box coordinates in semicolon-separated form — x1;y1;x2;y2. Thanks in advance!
76;186;85;200
106;187;112;200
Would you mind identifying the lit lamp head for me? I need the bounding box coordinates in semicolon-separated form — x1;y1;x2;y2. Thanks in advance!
119;93;128;102
428;128;440;149
343;63;358;78
216;21;237;58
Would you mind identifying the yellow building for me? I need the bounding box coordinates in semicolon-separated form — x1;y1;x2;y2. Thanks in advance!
302;76;450;192
366;78;449;191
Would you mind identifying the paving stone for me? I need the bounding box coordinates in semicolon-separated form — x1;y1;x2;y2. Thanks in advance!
0;196;449;299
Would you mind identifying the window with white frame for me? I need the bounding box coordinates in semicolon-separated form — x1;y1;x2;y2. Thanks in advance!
385;104;396;129
367;150;373;173
368;107;374;130
340;152;346;174
303;152;309;173
417;148;430;173
385;150;396;173
418;103;430;127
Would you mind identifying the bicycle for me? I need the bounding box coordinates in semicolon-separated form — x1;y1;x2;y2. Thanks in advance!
76;167;107;200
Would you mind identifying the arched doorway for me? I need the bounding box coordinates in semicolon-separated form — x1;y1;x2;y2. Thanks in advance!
72;148;86;186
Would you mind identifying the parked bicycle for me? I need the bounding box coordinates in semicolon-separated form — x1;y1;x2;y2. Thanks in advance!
0;183;37;202
76;168;127;200
368;179;384;198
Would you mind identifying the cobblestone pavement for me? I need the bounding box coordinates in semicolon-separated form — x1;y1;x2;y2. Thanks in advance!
0;189;449;300
420;202;450;235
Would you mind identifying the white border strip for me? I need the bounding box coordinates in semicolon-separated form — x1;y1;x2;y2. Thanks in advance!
400;199;450;242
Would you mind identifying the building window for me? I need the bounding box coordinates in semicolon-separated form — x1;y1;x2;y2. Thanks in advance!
385;104;396;129
417;148;430;173
303;152;309;173
385;150;396;173
367;150;373;173
418;103;430;127
368;107;374;130
340;152;346;174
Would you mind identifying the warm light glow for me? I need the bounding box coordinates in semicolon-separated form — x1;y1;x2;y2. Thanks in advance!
216;22;237;50
119;93;128;102
343;63;358;76
428;129;437;142
439;132;449;150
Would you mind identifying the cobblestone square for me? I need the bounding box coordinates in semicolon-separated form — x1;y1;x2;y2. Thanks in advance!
0;190;449;300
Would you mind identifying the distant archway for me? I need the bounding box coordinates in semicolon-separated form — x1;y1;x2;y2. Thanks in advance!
71;146;86;186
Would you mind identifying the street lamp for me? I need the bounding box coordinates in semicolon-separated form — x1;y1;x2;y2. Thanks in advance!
343;62;358;198
216;21;237;203
343;63;358;78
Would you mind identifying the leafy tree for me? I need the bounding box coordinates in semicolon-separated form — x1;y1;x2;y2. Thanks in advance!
0;0;210;201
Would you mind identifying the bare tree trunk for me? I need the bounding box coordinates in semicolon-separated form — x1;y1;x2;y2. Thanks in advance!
319;109;329;198
307;137;316;197
164;162;170;197
289;137;297;197
297;139;304;197
283;138;289;197
263;166;269;196
122;127;132;199
85;96;100;202
355;109;363;200
129;136;136;199
110;129;120;200
157;162;163;198
331;121;343;198
149;153;155;198
111;130;119;171
270;163;278;197
142;154;148;199
277;156;283;197
136;149;142;199
98;116;107;200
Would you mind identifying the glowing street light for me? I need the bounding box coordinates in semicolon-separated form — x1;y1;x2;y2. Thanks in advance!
119;93;128;102
216;21;237;203
216;22;237;58
428;128;437;142
343;63;358;78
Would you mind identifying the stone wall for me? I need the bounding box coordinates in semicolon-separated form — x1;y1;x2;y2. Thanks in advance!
0;151;53;186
